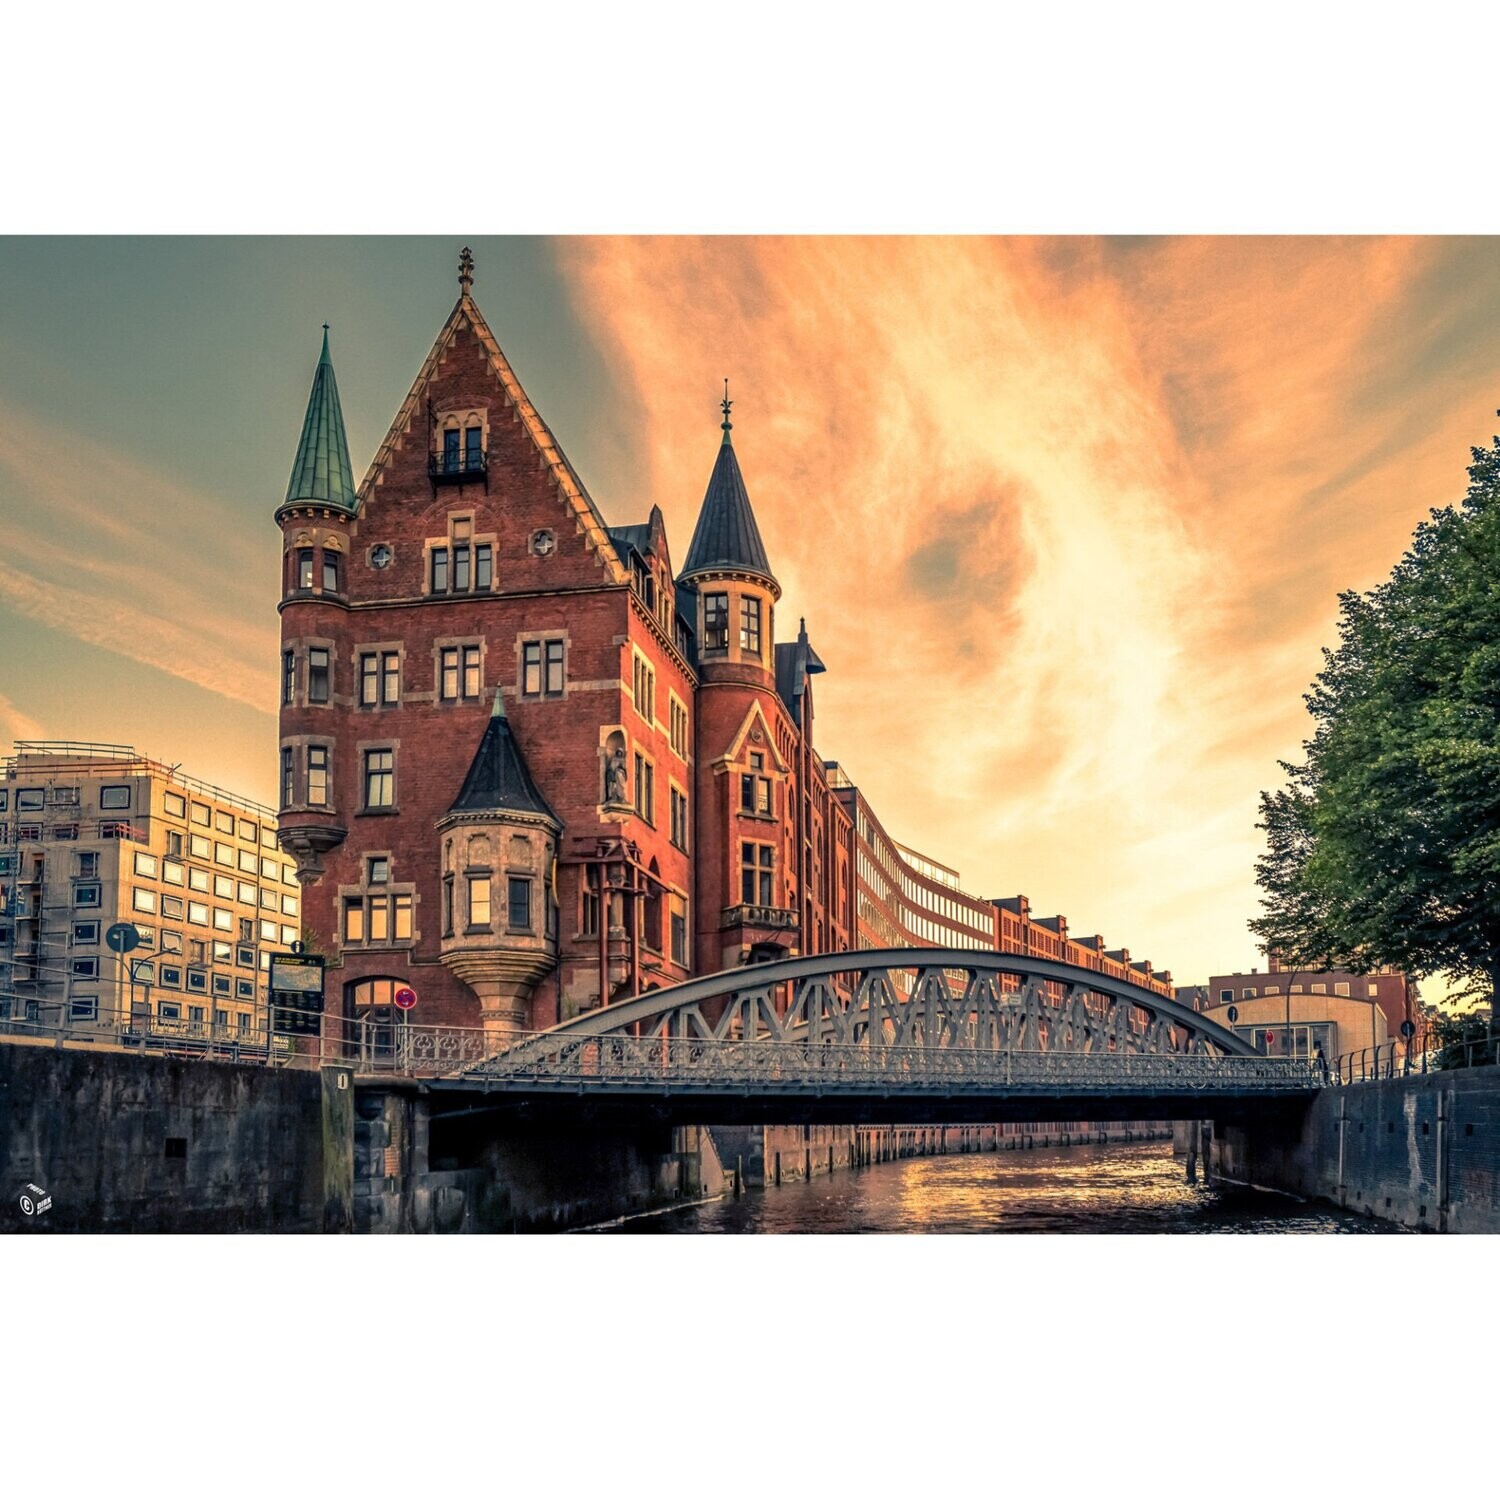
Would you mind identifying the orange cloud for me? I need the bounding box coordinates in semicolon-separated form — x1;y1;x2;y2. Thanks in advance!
558;236;1494;986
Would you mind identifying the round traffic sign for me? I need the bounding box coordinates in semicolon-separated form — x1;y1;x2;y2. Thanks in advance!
1400;1019;1416;1040
105;922;140;954
1226;1005;1238;1024
1265;1031;1276;1046
393;986;418;1011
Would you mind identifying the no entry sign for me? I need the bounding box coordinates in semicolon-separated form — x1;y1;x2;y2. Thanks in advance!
394;986;418;1011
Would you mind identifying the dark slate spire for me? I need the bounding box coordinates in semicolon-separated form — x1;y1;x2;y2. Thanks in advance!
680;382;775;587
449;689;559;824
284;325;357;513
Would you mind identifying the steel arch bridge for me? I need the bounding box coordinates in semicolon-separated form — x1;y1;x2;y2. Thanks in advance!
438;950;1320;1120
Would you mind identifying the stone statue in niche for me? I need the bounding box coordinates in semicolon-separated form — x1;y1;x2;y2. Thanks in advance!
604;746;629;804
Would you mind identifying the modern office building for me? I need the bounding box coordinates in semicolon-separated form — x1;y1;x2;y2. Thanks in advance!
830;763;1173;997
1205;955;1420;1056
0;742;301;1038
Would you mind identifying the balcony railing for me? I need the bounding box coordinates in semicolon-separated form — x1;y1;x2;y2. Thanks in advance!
428;450;488;483
720;903;799;931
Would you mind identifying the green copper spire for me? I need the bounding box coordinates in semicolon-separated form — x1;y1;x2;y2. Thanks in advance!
283;324;357;513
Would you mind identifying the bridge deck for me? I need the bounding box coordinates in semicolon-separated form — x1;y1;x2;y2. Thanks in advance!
424;1039;1321;1125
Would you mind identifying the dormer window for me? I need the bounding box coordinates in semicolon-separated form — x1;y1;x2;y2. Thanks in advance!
431;411;488;484
740;752;771;816
437;426;483;474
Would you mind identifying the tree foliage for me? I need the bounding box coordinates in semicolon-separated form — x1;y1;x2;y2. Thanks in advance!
1251;437;1500;1009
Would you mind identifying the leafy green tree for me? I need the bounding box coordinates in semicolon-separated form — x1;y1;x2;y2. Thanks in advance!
1427;1007;1498;1070
1251;435;1500;1018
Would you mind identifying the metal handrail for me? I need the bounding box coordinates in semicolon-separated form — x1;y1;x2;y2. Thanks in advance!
1331;1021;1500;1084
0;1011;294;1065
428;451;487;477
0;1008;1328;1091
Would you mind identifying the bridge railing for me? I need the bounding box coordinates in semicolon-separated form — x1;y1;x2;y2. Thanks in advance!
0;1009;294;1066
0;1009;501;1077
458;1033;1322;1094
1332;1022;1500;1084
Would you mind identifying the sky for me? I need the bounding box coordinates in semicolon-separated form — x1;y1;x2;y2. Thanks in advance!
2;235;1498;992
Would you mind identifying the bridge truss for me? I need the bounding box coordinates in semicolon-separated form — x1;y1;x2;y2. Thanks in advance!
451;950;1320;1105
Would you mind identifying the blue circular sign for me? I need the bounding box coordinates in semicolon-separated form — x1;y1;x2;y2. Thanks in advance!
105;923;140;954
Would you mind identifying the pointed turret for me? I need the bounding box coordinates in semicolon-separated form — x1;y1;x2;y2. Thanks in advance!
679;381;777;592
282;325;357;515
449;689;558;824
436;690;561;1038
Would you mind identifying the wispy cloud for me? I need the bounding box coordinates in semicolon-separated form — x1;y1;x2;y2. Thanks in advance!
0;398;279;712
0;690;44;747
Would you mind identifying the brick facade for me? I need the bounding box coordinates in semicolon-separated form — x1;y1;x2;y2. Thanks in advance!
275;278;859;1039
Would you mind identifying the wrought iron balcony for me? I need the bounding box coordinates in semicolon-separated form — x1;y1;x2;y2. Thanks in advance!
720;903;799;932
428;450;488;484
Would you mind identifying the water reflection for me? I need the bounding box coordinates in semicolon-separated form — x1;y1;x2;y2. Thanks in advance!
605;1142;1401;1234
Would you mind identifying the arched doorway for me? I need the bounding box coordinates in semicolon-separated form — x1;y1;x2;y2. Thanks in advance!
345;976;405;1064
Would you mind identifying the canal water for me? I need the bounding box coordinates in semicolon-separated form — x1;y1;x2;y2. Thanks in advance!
606;1141;1401;1233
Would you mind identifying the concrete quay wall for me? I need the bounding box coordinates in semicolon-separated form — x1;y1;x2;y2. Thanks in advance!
1210;1065;1500;1233
0;1041;331;1232
0;1043;728;1234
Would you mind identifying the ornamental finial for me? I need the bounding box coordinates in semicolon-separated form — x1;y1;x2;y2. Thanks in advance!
721;377;733;444
459;246;474;293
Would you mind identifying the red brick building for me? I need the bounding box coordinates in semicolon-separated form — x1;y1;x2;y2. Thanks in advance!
275;253;1172;1043
276;255;862;1039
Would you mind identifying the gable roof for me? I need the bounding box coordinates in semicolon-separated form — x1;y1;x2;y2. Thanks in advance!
358;292;629;585
710;698;791;774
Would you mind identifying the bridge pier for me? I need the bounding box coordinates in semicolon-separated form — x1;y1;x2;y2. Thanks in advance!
350;1084;731;1232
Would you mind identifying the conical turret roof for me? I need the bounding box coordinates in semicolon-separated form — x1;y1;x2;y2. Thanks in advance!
680;399;776;590
283;326;357;513
448;690;559;825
